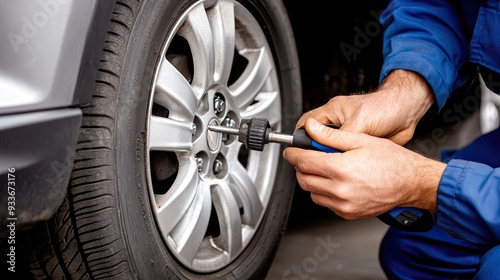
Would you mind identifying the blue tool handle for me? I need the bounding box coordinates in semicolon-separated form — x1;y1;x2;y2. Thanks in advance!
292;124;434;232
311;140;342;153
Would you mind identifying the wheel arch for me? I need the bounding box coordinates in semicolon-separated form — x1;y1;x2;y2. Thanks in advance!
72;0;117;105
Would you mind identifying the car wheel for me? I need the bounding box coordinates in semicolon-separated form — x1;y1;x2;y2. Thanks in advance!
27;0;301;279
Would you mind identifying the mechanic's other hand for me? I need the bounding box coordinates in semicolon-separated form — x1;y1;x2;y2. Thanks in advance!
283;118;446;220
297;70;435;145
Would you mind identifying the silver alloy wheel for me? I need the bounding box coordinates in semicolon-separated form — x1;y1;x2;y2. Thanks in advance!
146;0;282;273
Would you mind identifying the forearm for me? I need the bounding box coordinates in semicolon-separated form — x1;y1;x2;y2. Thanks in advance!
377;69;435;131
407;154;446;212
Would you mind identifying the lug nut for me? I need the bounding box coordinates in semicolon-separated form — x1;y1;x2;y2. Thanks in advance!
196;157;204;172
191;123;197;136
213;95;225;114
221;117;236;142
213;159;223;175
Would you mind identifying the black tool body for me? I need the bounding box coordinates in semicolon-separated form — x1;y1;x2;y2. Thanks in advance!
292;124;342;153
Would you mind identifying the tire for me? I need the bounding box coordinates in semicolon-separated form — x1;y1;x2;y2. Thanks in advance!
27;0;301;279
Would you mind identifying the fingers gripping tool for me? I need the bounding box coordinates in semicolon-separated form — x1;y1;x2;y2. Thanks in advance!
208;117;434;232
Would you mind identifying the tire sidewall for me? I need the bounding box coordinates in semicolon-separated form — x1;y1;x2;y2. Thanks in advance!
113;0;301;278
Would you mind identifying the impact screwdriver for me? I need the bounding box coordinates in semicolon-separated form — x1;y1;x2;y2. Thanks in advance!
209;117;434;232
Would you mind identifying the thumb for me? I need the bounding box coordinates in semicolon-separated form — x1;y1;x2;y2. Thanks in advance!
305;118;368;151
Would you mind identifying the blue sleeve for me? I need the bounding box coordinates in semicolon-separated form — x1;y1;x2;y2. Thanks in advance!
379;0;470;109
437;159;500;246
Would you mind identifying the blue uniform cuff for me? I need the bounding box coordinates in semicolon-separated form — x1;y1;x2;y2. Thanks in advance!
437;159;498;244
436;159;466;239
381;52;452;109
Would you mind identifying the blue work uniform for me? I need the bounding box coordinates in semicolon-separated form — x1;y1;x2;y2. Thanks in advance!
377;0;500;279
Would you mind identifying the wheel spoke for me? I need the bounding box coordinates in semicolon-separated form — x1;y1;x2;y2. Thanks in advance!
220;139;242;159
241;91;280;127
209;0;235;85
155;59;198;121
246;145;280;203
211;183;242;257
168;180;212;265
149;116;192;151
179;4;214;91
229;48;273;109
155;158;199;235
229;162;263;227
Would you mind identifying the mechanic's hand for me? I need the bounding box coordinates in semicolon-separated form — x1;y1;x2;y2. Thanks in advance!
283;118;446;220
297;70;435;145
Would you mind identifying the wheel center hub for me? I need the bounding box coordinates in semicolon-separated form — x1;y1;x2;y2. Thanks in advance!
207;119;222;151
